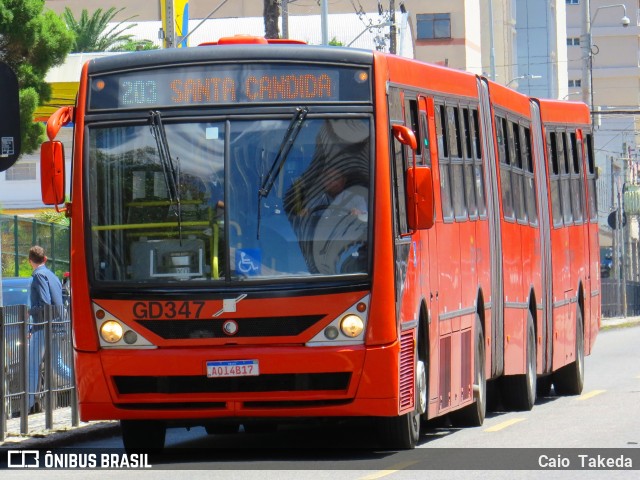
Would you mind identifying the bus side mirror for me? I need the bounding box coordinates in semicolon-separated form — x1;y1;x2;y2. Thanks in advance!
41;140;66;206
406;166;435;230
392;124;417;150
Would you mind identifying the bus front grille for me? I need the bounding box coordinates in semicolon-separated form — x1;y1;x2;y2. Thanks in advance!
137;315;324;339
114;372;351;395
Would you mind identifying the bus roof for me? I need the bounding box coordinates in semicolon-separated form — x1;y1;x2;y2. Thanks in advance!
484;79;532;118
85;43;375;75
535;98;591;126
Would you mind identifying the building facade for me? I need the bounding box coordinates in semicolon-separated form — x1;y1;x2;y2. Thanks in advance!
566;0;640;251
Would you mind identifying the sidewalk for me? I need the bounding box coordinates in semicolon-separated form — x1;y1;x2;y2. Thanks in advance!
1;407;119;448
600;315;640;329
1;316;638;448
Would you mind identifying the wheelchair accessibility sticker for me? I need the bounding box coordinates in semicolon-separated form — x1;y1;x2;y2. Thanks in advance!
236;249;261;276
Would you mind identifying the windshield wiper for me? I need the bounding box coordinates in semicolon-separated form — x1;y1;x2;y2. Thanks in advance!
257;106;308;239
258;106;308;199
149;110;183;243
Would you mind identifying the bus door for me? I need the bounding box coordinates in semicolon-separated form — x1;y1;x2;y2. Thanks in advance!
418;94;441;417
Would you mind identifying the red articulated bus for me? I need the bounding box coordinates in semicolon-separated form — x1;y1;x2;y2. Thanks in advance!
40;36;599;451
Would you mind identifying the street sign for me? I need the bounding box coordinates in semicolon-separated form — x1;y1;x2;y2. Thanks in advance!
0;62;21;172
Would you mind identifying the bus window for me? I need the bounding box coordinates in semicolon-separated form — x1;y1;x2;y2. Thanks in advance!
462;108;478;219
472;109;487;217
569;131;584;223
559;131;573;225
585;133;598;221
548;131;563;227
450;106;466;221
406;97;422;159
497;115;514;221
522;126;538;226
511;122;527;224
436;103;454;220
392;125;409;235
419;111;431;167
88;117;371;281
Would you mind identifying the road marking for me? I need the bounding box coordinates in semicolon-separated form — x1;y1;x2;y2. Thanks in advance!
577;389;606;401
484;417;525;432
359;461;420;479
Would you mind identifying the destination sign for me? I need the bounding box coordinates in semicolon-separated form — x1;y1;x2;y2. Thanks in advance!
88;64;371;110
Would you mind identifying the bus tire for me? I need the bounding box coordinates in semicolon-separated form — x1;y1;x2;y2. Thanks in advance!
501;311;536;411
378;407;421;450
120;420;166;453
450;315;486;426
553;307;585;395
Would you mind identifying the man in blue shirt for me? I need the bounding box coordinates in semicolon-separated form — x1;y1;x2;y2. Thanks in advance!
28;245;71;413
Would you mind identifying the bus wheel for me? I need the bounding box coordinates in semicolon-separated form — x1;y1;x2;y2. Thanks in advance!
120;420;166;453
553;307;585;395
501;311;536;411
450;315;486;426
377;358;425;450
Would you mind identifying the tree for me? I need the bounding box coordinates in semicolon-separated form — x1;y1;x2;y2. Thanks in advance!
0;0;74;154
263;0;280;39
118;39;159;52
62;7;137;53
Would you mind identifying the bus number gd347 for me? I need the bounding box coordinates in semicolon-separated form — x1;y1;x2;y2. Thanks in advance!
132;301;205;319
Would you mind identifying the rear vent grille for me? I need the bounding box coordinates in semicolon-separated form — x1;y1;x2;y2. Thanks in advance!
399;331;415;411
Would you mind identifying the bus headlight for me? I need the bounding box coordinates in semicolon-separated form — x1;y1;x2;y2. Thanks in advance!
100;321;124;343
340;314;364;338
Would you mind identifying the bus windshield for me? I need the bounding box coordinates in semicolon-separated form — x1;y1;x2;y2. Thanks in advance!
87;116;371;284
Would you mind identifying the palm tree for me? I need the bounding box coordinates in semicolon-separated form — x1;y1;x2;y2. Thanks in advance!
62;7;137;53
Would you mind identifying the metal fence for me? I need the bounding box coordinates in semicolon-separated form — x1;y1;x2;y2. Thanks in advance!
601;279;640;318
0;303;78;440
0;214;70;278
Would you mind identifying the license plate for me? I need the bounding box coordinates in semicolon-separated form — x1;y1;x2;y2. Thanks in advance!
206;360;259;378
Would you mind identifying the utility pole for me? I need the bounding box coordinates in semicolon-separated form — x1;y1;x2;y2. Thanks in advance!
581;0;592;107
282;0;289;39
389;0;396;54
321;0;329;45
488;0;496;81
161;0;176;48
